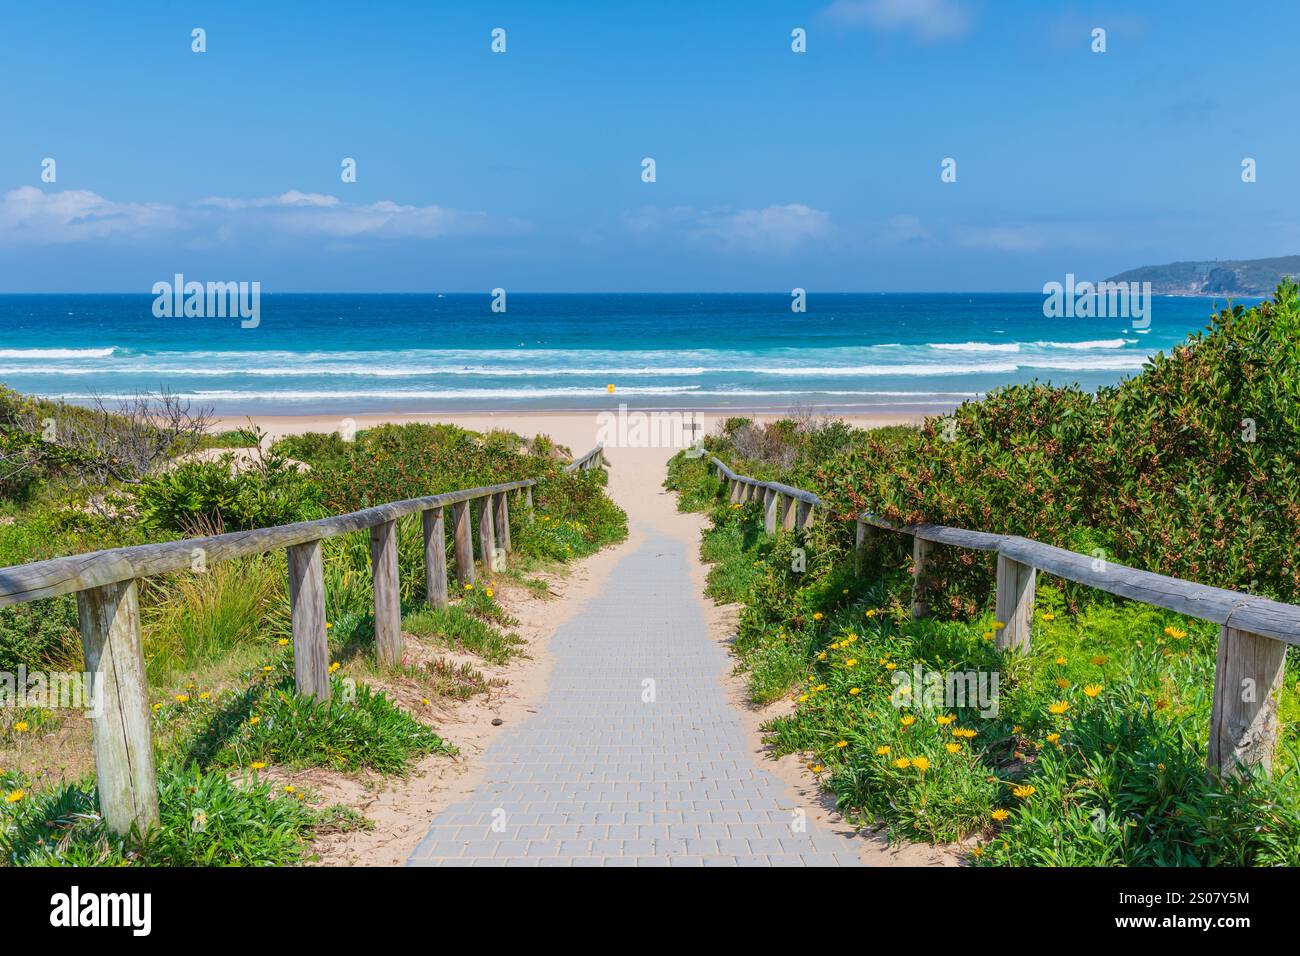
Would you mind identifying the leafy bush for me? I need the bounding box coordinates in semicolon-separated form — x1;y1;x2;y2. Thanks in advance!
0;596;80;671
134;451;321;535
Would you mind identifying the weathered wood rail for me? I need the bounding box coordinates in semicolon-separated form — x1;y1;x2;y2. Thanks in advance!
564;443;604;473
709;455;1300;779
0;449;609;837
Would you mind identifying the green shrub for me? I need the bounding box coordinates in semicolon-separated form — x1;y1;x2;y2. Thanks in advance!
135;452;321;535
0;596;80;671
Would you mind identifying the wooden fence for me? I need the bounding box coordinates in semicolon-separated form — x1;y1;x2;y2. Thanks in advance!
709;456;1300;779
0;446;605;837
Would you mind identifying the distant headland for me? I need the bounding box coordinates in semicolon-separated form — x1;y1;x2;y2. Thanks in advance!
1108;255;1300;295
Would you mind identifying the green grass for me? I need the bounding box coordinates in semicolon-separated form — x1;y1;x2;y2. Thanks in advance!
0;761;325;866
191;675;454;775
403;602;524;665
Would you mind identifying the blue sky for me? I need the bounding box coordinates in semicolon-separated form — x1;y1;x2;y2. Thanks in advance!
2;0;1297;292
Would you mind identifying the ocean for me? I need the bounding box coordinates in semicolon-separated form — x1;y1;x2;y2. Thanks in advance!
0;293;1243;417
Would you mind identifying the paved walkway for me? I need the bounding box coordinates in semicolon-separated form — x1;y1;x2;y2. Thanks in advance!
408;526;862;867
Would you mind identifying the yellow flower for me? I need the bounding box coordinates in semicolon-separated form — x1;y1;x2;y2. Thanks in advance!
900;715;916;727
277;638;290;647
876;745;891;755
865;609;878;618
835;740;848;749
329;662;341;673
1012;785;1036;799
991;809;1010;822
849;687;861;696
893;757;911;769
845;658;858;668
817;651;827;661
982;631;994;641
249;716;260;725
464;583;473;590
1048;701;1069;715
1011;725;1021;734
422;698;431;706
813;684;826;692
199;691;211;700
485;588;494;598
1164;626;1188;640
1041;613;1056;622
152;703;162;712
1046;732;1060;744
946;743;962;753
325;622;333;629
284;785;296;793
1083;683;1103;698
812;612;824;621
797;694;809;703
811;764;825;773
937;715;955;725
1157;762;1167;772
953;728;977;739
262;666;274;673
992;621;1005;630
250;761;267;770
174;694;189;703
1054;656;1067;665
14;721;29;733
911;756;931;772
5;790;24;804
1055;678;1070;689
885;662;897;671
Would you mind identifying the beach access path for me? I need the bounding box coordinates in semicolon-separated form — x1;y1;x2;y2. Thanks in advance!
406;434;866;867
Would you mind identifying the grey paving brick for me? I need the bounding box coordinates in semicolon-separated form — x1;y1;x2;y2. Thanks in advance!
407;528;863;868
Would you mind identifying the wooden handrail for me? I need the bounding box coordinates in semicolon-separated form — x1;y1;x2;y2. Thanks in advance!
706;453;1299;778
0;479;536;607
564;443;605;473
0;447;599;837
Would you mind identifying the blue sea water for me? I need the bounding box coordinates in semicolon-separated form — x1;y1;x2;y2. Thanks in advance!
0;293;1248;416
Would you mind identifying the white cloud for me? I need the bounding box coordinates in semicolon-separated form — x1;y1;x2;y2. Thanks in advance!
955;223;1050;252
822;0;972;41
197;190;341;210
625;203;833;254
0;187;527;244
0;186;179;244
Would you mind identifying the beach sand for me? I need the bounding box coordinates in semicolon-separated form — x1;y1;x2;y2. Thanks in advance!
230;407;956;865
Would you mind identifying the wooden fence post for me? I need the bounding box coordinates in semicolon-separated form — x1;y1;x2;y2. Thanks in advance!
911;537;932;620
1208;626;1287;777
525;485;535;524
76;580;159;837
780;494;797;531
452;500;475;587
994;553;1036;653
494;492;511;554
287;539;330;700
477;494;497;575
764;488;778;533
423;507;448;610
796;501;814;530
370;519;403;665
